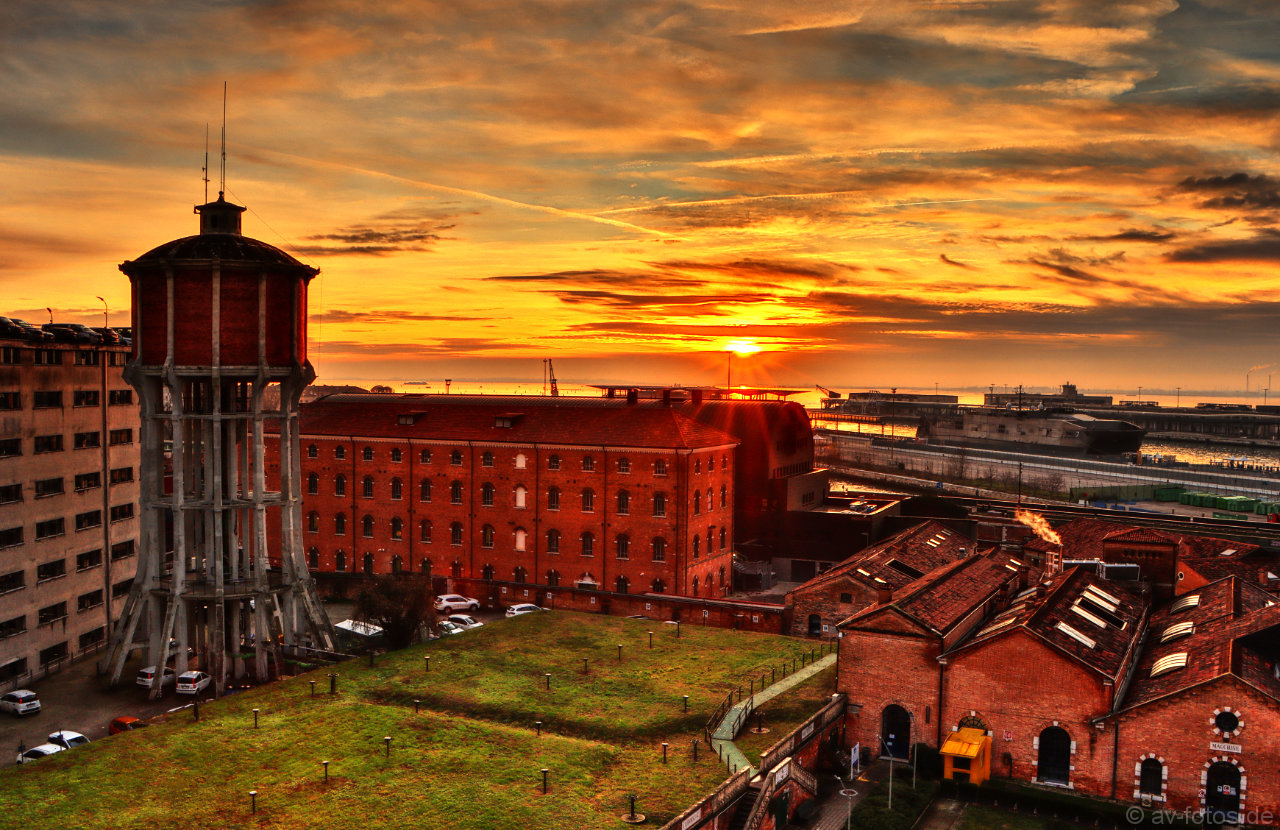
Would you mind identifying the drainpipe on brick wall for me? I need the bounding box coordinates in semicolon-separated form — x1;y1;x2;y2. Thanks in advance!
936;656;946;748
1110;718;1118;798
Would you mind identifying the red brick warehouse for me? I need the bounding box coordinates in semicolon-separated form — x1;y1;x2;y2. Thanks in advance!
265;393;739;598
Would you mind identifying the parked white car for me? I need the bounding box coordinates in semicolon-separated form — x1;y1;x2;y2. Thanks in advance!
16;744;63;764
435;594;479;613
505;603;544;618
446;614;484;630
436;620;466;636
47;730;90;749
0;690;41;716
176;671;212;695
136;666;176;689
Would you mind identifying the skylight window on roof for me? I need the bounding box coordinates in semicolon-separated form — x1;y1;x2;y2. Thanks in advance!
1078;596;1125;628
887;559;924;579
1056;621;1096;649
873;577;888;585
1170;595;1201;613
1014;587;1036;600
978;616;1017;637
926;539;940;547
1220;549;1237;557
1009;558;1023;567
1082;584;1120;609
1151;653;1188;677
1160;621;1195;642
1070;604;1107;628
856;568;870;576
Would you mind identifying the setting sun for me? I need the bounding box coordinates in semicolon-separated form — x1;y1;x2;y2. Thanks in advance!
724;340;762;357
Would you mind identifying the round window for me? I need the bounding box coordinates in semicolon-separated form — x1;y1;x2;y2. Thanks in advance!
1214;710;1239;734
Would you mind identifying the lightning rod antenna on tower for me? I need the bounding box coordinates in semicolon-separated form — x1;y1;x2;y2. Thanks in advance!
202;124;210;204
220;81;227;195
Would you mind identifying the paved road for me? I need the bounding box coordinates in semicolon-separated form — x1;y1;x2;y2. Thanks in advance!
0;651;210;768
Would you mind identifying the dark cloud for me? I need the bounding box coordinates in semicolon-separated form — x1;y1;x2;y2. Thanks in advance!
486;269;711;290
312;310;487;323
1167;230;1280;263
1072;228;1177;243
1177;172;1280;210
298;220;455;256
555;290;775;310
312;338;511;355
939;254;974;269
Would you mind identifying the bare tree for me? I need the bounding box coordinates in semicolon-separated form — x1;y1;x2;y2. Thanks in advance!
355;573;436;650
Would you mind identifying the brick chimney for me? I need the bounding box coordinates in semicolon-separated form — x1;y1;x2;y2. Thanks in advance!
877;585;893;604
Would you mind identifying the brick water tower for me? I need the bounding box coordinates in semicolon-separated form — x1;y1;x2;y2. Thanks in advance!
104;193;335;697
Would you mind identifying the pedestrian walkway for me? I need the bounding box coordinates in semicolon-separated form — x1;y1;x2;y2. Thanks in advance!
807;759;888;830
913;797;966;830
710;652;837;776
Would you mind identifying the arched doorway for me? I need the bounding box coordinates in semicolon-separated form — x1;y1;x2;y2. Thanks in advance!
1037;726;1071;786
881;705;911;759
1205;761;1241;821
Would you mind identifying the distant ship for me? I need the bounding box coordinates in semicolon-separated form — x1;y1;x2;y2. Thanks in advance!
917;406;1145;455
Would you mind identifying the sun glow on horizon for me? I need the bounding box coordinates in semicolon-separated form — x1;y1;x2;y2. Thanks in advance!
724;339;763;356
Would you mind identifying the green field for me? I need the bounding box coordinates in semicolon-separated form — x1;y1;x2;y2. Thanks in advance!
0;612;821;830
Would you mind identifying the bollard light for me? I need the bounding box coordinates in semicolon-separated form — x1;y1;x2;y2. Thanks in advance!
310;680;316;697
692;738;699;761
661;741;669;763
582;657;588;673
384;736;392;757
249;790;258;814
424;655;430;673
414;699;421;713
648;631;653;649
322;760;329;783
541;768;549;794
617;643;622;661
252;708;260;729
536;721;542;737
629;794;637;819
683;694;689;713
545;672;551;690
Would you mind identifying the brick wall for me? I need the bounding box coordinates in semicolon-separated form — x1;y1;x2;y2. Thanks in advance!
787;576;879;638
1116;678;1280;821
941;630;1116;795
268;434;735;600
839;623;941;756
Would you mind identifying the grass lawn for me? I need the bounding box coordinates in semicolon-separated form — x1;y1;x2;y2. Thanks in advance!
958;804;1049;830
732;665;837;766
0;611;818;829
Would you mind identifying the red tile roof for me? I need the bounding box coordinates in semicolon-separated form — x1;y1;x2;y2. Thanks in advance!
1120;576;1280;710
894;553;1030;635
786;521;976;600
1178;549;1276;588
956;566;1148;682
1102;526;1176;545
293;394;740;450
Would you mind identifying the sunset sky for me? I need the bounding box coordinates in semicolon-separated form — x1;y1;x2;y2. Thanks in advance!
3;1;1280;396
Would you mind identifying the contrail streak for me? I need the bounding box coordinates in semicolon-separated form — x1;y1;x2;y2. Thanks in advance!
254;147;682;239
596;194;992;216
